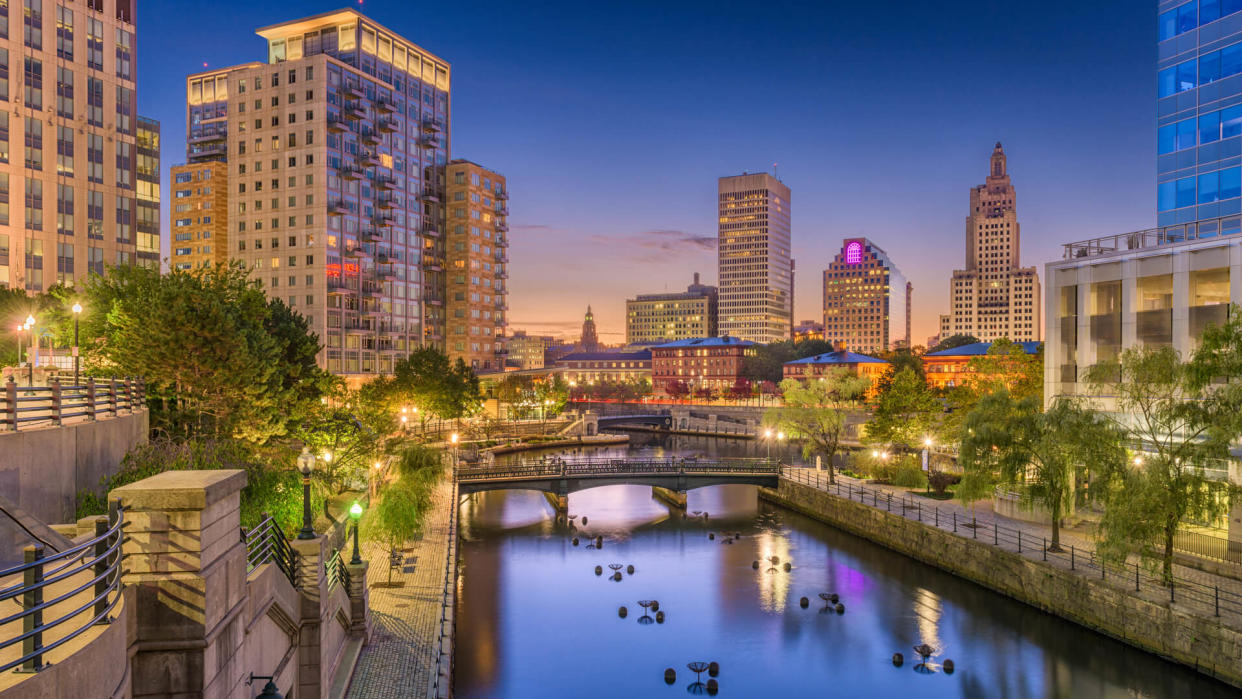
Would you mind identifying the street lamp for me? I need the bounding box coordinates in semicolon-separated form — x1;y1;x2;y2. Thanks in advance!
71;303;82;385
764;428;774;460
247;674;284;699
349;501;363;565
450;432;459;469
23;315;34;387
922;437;933;495
14;324;24;379
296;447;316;540
370;460;384;500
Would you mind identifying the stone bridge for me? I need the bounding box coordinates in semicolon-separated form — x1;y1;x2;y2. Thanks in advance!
455;457;780;511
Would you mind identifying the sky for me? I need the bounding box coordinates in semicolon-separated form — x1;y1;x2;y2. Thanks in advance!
141;0;1155;346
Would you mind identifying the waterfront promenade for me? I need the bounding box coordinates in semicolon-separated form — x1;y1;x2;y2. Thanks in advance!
347;476;456;698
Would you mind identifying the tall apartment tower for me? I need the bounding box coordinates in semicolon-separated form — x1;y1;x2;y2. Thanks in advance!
183;9;451;378
1157;1;1242;228
940;144;1041;342
445;160;508;372
169;161;229;270
135;116;161;270
1;0;144;290
822;238;911;352
717;173;792;343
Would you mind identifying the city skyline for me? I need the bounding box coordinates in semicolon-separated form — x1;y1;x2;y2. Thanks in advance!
140;0;1155;345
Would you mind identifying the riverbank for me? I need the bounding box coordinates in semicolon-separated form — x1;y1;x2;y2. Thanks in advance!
759;472;1242;690
611;424;755;439
346;475;457;698
486;433;629;455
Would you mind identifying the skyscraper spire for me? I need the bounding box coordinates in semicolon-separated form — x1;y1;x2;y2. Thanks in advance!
990;142;1007;179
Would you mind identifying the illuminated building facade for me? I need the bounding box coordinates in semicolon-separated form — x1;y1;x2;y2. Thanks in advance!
941;143;1041;342
626;272;718;345
822;238;910;352
650;336;755;394
169;161;228;270
446;159;507;372
717;173;792;343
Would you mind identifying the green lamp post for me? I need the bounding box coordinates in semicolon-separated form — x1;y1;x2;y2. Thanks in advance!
349;501;363;564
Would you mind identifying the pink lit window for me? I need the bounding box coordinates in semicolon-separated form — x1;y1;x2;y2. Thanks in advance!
844;241;863;265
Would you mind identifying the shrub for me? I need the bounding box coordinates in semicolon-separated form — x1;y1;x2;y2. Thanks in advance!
928;470;960;496
892;455;928;489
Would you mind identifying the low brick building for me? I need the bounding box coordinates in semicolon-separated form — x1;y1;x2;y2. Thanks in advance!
554;349;652;385
651;336;755;395
782;350;889;397
922;340;1042;389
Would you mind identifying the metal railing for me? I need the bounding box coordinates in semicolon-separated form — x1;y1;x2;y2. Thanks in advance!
325;549;351;594
0;377;145;431
1174;529;1240;564
782;468;1242;623
455;457;779;483
1061;215;1242;260
0;499;125;673
243;513;299;588
427;477;458;699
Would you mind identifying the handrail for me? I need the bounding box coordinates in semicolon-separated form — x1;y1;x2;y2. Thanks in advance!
0;377;146;431
243;513;299;588
325;549;351;594
781;467;1242;623
455;457;779;482
0;499;126;673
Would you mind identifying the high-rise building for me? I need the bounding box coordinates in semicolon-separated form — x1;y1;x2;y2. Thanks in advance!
941;144;1041;342
506;331;552;370
445;159;508;372
578;306;600;352
169;162;228;270
625;272;718;345
1;1;143;290
136;117;161;270
1157;1;1242;229
183;9;451;378
822;238;911;352
717;173;792;343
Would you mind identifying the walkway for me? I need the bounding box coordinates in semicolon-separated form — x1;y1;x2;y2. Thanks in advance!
347;476;456;698
782;467;1242;627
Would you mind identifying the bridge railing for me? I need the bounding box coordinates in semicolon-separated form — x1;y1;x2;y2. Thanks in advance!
455;457;779;481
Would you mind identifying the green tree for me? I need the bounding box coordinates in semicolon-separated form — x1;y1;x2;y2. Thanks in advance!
960;391;1123;549
389;347;481;427
365;444;442;585
741;339;835;384
767;369;871;483
497;374;537;421
943;338;1043;442
294;382;394;494
1087;336;1242;582
928;334;980;354
867;367;942;451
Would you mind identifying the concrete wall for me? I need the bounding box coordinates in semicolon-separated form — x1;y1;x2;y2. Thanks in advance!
0;409;148;524
760;478;1242;689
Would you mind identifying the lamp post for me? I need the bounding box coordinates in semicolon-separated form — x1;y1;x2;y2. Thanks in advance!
922;437;933;495
776;431;785;464
71;303;82;385
349;501;363;565
14;324;23;379
23;315;34;387
764;428;773;460
247;674;284;699
450;432;459;469
296;447;316;540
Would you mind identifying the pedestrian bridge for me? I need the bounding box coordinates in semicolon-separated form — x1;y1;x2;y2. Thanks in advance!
454;458;780;505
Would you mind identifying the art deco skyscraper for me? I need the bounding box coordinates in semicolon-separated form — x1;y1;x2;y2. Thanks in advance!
717;173;792;343
939;144;1041;342
1;0;148;290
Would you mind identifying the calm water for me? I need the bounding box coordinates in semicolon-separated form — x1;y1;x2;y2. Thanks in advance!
453;433;1236;698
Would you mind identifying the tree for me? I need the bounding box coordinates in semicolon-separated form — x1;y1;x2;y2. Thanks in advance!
293;381;394;494
365;444;442;585
497;374;536;421
876;346;925;391
867;367;942;451
666;380;690;399
960;391;1123;549
729;378;752;401
1087;333;1242;582
741;339;835;384
929;334;979;354
942;338;1043;442
388;347;482;427
767;369;871;483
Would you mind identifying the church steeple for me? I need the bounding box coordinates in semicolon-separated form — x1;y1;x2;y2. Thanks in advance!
579;306;600;352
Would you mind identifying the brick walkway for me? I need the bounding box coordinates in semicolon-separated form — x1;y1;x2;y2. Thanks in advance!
347;476;456;698
782;467;1242;627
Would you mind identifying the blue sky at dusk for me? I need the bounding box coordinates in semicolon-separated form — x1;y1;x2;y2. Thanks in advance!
142;0;1154;344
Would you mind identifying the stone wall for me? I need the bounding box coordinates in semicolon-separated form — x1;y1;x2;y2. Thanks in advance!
0;409;148;524
760;478;1242;689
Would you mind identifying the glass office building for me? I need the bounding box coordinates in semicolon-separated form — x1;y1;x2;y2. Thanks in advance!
1157;1;1242;228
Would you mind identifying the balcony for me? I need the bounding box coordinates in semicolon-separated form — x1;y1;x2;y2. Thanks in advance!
423;293;443;306
328;200;350;216
422;119;444;133
419;190;441;204
377;265;397;281
495;236;508;248
495;299;509;311
495;268;508;280
188;130;226;144
494;250;509;263
344;246;366;259
343;84;365;99
373;211;396;226
337;163;362;180
361;130;382;146
375;97;398;114
327;284;355;297
377;194;395;210
376;252;394;265
327;117;348;133
359;151;381;168
376;175;397;191
343;103;367;120
495;220;509;233
495;206;510;216
421;227;440;238
359;229;381;243
419;135;441;149
496;189;509;201
189;142;227;159
378;118;399;133
361;284;384;299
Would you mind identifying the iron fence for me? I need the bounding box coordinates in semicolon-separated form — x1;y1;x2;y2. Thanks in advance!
243;513;299;588
0;378;145;431
455;457;778;483
427;478;458;699
1173;529;1240;564
0;499;125;673
782;467;1242;623
325;549;352;594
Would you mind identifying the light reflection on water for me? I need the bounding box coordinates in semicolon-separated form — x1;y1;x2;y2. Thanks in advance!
453;432;1237;699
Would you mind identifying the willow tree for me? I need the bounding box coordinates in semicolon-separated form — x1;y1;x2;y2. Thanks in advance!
767;368;871;484
1087;323;1242;582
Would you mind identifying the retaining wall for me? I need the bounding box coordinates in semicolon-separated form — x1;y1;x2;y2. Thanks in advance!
760;478;1242;689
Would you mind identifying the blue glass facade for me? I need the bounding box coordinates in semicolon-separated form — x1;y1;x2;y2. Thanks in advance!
1157;0;1242;225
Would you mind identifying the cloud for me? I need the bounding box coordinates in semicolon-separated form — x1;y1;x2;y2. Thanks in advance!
510;223;565;232
588;228;717;262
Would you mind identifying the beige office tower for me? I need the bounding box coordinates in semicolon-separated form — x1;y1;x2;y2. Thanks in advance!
184;10;451;379
169;162;229;270
944;143;1041;342
1;1;144;290
445;160;508;372
717;173;792;343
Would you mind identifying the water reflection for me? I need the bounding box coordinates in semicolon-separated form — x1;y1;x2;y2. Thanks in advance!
455;435;1237;699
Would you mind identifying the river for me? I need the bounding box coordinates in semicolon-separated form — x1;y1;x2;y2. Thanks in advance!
453;432;1236;698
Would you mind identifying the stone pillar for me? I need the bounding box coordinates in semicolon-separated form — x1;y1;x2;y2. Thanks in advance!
1172;253;1193;358
346;561;372;640
1121;258;1139;349
112;469;249;699
582;411;598;437
652;486;687;510
291;536;328;699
